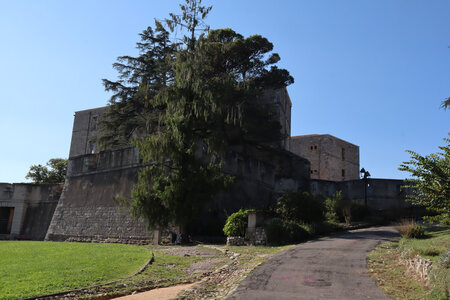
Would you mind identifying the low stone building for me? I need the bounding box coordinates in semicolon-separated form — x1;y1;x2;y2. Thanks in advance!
0;183;62;240
290;134;359;181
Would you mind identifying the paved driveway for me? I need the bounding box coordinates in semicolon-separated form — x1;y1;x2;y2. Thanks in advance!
229;226;399;300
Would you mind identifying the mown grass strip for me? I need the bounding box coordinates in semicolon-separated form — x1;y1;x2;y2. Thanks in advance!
0;241;150;299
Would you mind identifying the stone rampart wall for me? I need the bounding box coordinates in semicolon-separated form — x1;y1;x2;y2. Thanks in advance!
47;145;311;240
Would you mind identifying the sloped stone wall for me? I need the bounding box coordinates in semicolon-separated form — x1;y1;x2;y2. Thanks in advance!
46;145;310;241
46;148;152;241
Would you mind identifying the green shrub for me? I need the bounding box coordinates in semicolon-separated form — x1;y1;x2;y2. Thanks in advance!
282;220;311;243
395;219;425;238
350;201;370;221
264;218;310;245
276;191;325;223
223;209;248;237
325;191;344;222
264;218;285;245
309;221;343;236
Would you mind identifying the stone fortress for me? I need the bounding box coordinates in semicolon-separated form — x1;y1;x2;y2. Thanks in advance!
1;88;412;241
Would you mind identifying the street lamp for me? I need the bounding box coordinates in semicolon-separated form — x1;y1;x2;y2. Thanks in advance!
360;168;371;209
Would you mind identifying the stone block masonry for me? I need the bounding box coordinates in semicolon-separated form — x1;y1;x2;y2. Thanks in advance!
46;151;153;241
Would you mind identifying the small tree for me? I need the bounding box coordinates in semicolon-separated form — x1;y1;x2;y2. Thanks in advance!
399;135;450;223
26;158;67;184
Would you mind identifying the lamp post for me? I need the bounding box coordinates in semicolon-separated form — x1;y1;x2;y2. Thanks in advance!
360;168;371;209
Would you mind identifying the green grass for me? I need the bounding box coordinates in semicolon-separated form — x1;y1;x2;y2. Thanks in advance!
368;239;432;300
398;226;450;263
368;226;450;300
0;241;150;299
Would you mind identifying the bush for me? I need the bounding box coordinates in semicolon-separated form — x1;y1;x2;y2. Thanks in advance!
350;201;370;221
283;220;311;243
325;191;344;222
264;218;310;245
264;218;285;245
395;219;425;238
276;191;325;223
223;209;248;237
309;221;343;236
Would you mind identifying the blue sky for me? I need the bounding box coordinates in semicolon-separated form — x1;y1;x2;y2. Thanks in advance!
0;0;448;183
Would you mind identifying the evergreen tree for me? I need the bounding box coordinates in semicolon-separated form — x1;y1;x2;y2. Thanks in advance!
441;97;450;111
99;21;176;148
101;0;294;234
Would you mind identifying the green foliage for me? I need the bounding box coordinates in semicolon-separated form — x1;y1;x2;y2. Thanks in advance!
325;191;344;222
101;1;294;232
25;158;67;184
350;201;370;221
275;191;325;224
441;97;450;111
264;218;310;245
223;209;248;237
399;134;450;223
308;221;343;236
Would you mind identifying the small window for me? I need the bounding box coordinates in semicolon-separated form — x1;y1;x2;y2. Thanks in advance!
314;145;318;150
342;169;345;177
310;170;313;174
310;146;313;150
91;116;98;130
314;170;318;173
341;148;345;160
89;141;96;154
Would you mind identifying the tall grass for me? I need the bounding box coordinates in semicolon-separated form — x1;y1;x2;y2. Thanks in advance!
395;219;425;238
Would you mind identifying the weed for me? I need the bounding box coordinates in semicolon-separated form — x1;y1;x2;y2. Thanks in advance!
395;219;425;238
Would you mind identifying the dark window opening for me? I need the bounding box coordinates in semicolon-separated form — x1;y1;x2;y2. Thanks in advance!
314;145;318;150
91;116;98;130
342;169;345;177
0;207;14;234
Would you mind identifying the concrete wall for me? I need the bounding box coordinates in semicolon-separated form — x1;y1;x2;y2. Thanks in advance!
291;134;359;181
310;178;411;211
0;183;62;240
69;107;106;157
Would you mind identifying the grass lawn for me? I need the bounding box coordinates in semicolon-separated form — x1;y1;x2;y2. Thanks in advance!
368;225;450;300
398;226;450;263
0;241;150;299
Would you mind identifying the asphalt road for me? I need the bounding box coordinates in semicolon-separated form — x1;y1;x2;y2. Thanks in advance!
229;226;399;300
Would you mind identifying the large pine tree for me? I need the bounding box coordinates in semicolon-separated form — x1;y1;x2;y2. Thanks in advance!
100;0;294;234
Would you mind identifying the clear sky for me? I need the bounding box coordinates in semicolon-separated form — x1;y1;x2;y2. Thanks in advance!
0;0;448;183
